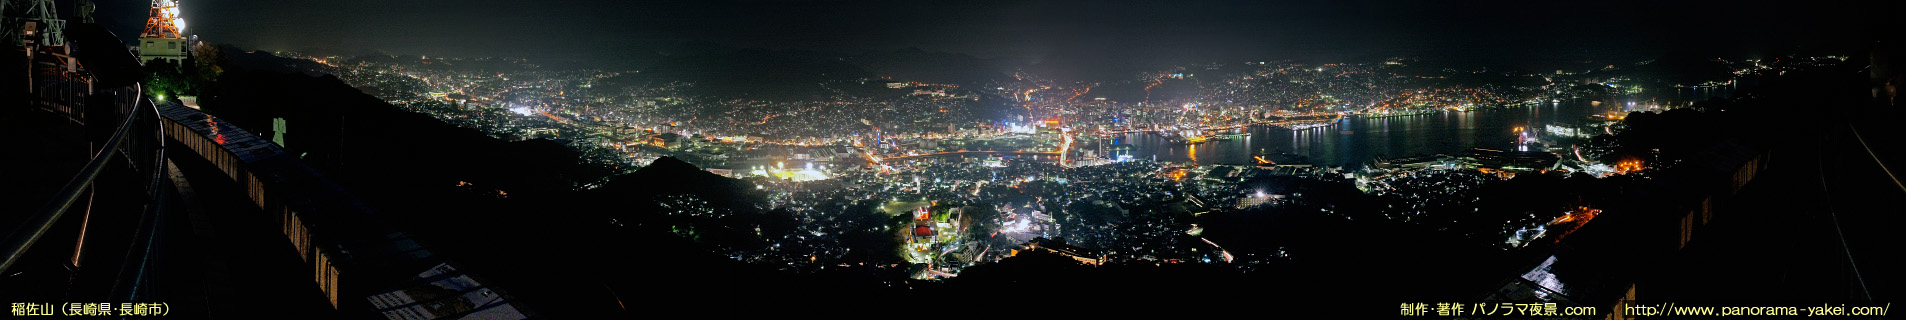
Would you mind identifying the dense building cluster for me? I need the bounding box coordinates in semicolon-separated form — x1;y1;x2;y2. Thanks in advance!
278;51;1849;277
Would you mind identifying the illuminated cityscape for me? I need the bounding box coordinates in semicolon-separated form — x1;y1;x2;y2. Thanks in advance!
3;0;1901;318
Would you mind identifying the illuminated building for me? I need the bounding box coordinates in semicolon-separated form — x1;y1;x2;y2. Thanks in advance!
137;0;189;65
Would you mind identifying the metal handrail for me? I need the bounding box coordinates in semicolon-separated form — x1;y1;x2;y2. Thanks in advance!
0;91;150;275
111;92;169;301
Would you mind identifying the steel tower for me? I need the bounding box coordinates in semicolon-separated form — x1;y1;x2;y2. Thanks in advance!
137;0;187;65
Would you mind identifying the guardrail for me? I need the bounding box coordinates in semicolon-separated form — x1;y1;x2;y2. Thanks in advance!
0;84;167;284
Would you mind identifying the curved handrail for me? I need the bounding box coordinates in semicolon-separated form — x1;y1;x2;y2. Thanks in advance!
111;91;170;301
0;89;151;275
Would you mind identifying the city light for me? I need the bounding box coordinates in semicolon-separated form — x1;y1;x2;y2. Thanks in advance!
56;1;1874;312
508;105;535;116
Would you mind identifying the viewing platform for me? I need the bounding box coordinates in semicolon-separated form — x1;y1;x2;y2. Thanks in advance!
4;22;533;320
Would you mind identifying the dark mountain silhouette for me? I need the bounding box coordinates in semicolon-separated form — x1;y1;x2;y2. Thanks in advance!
603;43;1021;100
592;156;756;205
1631;52;1741;85
615;48;874;100
223;46;333;76
846;47;1012;86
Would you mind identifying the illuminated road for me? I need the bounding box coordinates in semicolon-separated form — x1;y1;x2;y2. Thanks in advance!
1067;87;1091;102
880;150;1063;162
536;109;568;124
1143;76;1164;103
1097;117;1339;136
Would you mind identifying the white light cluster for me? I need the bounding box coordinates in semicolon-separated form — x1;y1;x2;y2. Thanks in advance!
169;1;187;32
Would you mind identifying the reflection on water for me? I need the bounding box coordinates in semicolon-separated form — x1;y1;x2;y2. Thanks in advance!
1103;99;1650;167
1186;143;1197;163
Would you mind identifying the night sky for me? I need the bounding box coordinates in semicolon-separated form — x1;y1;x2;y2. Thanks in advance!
92;0;1896;71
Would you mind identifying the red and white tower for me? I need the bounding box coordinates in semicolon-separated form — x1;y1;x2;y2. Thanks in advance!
137;0;187;64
